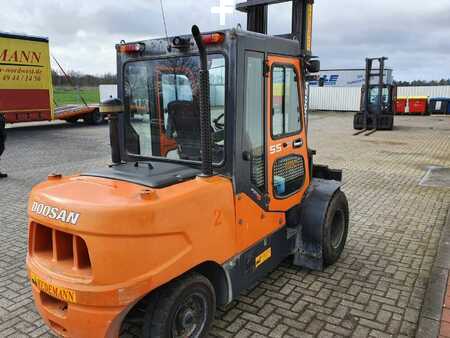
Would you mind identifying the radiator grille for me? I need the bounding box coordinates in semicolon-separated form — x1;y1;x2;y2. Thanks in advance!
31;223;92;279
251;154;265;191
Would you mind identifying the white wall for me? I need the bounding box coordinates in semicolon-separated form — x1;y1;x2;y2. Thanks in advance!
309;86;361;111
397;86;450;98
309;85;450;111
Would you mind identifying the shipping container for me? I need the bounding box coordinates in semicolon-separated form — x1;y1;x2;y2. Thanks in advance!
309;68;393;87
309;86;361;111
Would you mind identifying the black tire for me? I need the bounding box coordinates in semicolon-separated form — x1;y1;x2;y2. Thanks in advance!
65;117;79;124
120;273;216;338
353;114;364;130
84;109;104;125
323;190;349;266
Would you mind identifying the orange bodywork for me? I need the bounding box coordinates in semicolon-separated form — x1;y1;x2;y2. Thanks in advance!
266;55;310;211
27;174;285;337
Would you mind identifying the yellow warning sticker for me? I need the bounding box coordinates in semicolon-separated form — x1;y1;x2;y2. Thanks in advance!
31;273;77;303
255;247;272;268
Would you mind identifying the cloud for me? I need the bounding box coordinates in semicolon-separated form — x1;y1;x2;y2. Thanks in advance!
1;0;449;80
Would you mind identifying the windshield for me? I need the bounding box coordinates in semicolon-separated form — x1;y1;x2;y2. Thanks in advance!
369;87;389;105
124;54;226;163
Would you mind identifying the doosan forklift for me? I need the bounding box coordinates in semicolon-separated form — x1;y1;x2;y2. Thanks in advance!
26;1;349;337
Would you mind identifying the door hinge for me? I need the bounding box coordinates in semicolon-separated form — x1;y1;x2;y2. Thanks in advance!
262;193;271;208
263;60;270;77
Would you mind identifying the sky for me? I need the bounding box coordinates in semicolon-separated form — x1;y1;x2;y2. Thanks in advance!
1;0;449;81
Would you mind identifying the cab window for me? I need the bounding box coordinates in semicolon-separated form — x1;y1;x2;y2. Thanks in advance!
123;54;226;163
271;65;301;138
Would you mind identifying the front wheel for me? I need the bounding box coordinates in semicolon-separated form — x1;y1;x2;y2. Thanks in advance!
323;190;349;266
121;273;216;338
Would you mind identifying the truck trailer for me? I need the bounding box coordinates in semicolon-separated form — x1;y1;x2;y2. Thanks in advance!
0;32;103;125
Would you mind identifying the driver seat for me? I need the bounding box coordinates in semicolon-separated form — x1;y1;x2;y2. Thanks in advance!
167;100;201;160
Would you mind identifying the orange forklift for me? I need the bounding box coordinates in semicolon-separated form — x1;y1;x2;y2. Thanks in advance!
26;1;349;337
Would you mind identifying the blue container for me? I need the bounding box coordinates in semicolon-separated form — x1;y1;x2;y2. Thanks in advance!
428;97;450;115
274;176;285;196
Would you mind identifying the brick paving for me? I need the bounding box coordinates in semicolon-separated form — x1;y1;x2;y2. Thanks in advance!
440;275;450;337
0;113;448;337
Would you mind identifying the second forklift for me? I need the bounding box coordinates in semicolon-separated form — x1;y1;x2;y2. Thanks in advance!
354;57;396;135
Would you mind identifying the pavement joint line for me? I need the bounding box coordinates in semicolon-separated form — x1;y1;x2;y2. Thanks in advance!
416;207;450;338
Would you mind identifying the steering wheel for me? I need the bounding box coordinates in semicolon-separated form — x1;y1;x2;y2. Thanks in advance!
213;113;225;130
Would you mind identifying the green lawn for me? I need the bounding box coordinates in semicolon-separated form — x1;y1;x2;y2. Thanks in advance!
53;87;99;107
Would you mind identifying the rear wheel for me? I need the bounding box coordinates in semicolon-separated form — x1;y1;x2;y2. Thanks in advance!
121;273;216;338
84;109;104;125
323;190;349;266
65;117;79;124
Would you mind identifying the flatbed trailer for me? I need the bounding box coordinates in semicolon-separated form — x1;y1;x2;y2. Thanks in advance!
0;32;103;125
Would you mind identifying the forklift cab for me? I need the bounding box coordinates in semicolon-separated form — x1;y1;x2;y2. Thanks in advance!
115;29;312;212
363;84;396;115
111;0;322;213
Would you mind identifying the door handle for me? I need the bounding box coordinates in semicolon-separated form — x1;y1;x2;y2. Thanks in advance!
242;151;252;161
293;139;303;148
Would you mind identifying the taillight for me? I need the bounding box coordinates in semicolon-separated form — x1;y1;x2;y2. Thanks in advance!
116;43;145;54
201;33;225;45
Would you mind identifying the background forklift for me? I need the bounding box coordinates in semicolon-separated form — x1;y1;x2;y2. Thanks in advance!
26;1;349;337
354;57;396;135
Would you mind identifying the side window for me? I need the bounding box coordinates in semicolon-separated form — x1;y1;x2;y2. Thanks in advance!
272;66;301;138
244;52;265;193
160;73;193;130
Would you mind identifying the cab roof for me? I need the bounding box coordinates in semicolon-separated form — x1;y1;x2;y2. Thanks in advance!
117;28;302;59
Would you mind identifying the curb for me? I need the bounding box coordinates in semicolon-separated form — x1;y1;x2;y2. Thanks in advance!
416;207;450;338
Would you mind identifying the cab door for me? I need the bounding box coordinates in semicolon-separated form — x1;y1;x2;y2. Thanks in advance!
266;55;310;211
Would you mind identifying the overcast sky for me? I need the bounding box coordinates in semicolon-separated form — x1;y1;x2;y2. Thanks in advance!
1;0;449;81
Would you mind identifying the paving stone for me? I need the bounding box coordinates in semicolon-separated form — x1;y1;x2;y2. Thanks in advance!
0;113;449;337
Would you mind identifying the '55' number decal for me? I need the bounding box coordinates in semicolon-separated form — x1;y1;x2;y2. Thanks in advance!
270;143;283;154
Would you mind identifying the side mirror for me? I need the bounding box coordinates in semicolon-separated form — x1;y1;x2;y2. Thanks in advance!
306;59;320;74
100;98;124;116
100;99;124;165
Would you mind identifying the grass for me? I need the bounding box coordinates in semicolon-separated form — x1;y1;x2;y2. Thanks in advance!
53;87;99;107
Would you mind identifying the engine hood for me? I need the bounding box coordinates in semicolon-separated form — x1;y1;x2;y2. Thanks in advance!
82;161;201;189
28;172;229;237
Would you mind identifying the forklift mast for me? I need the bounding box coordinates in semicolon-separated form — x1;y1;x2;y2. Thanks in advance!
236;0;315;56
363;57;387;119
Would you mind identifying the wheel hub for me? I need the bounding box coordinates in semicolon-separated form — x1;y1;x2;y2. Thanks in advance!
172;293;207;338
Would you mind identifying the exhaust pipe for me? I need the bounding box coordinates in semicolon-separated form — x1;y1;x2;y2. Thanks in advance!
100;98;123;165
192;25;213;177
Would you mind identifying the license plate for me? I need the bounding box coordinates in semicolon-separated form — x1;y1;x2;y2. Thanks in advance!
31;273;77;303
